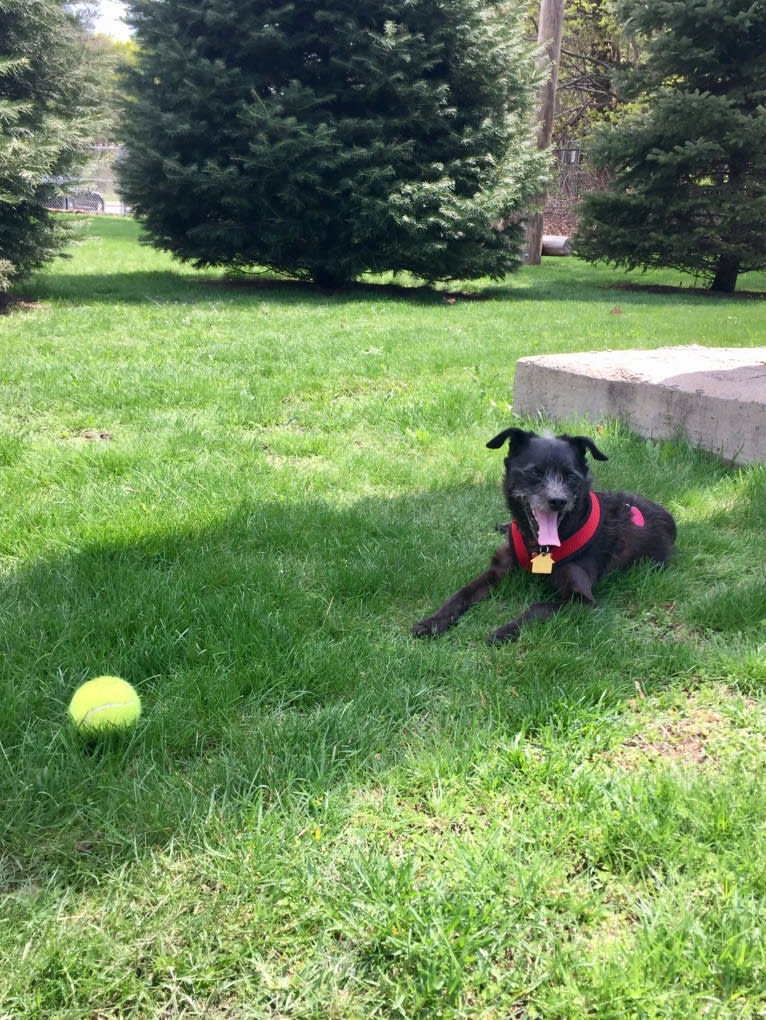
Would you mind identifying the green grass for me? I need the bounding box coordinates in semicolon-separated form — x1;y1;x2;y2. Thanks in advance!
1;217;766;1017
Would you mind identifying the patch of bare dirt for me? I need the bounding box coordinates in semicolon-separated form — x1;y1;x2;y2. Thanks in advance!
61;430;113;442
613;690;766;771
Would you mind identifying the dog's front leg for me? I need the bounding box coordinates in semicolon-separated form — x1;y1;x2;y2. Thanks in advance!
412;542;515;636
486;562;596;644
487;600;566;643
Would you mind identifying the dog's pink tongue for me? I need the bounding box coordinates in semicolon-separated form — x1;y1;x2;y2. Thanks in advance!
534;509;561;547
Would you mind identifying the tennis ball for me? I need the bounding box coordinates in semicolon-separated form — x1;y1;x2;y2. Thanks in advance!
68;675;141;734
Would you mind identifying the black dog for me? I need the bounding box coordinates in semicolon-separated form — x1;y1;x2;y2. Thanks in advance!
413;427;676;643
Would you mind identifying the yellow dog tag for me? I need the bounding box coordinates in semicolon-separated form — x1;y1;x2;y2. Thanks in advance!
531;552;554;574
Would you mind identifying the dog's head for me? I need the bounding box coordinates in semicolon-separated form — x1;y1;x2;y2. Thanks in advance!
486;427;608;547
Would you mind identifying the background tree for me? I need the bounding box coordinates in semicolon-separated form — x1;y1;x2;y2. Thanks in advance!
119;0;549;286
0;0;99;298
86;34;137;143
574;0;766;293
553;0;628;147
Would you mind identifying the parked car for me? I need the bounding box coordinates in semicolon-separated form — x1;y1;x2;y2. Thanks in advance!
41;176;105;213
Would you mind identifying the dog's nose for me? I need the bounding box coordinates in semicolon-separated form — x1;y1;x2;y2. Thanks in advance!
548;497;567;512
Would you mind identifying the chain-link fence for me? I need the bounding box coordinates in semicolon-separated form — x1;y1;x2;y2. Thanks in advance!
45;145;128;215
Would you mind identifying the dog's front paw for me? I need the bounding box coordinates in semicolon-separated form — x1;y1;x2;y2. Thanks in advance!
486;622;521;644
412;615;450;637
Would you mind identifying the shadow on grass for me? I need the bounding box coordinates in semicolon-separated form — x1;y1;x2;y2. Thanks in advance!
3;462;762;886
25;216;765;307
31;270;213;306
31;265;761;309
613;281;766;301
0;484;481;882
31;269;521;306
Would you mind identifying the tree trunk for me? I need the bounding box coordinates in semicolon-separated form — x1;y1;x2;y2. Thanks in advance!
710;256;740;293
525;0;565;265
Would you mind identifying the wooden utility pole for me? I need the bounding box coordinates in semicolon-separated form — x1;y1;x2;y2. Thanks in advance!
525;0;565;265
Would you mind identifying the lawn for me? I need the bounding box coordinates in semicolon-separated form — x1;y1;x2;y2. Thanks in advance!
1;216;765;1018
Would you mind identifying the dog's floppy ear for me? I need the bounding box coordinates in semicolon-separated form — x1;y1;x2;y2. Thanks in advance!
486;427;535;451
561;434;609;462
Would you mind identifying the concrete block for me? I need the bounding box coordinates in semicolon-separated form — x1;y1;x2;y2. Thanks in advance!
513;345;766;463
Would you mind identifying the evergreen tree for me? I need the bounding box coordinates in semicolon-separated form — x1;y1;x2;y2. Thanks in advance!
119;0;548;286
0;0;97;296
574;0;766;293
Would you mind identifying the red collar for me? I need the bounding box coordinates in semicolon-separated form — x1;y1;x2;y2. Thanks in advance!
511;491;601;572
